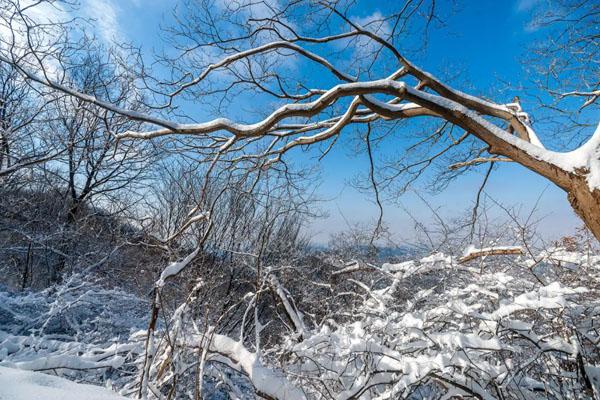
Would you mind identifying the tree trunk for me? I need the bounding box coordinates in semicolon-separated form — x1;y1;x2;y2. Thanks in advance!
568;179;600;241
67;200;80;224
454;112;600;243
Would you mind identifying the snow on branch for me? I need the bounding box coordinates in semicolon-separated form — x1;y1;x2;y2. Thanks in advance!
268;274;307;339
204;333;305;400
558;89;600;110
155;247;200;287
448;157;513;170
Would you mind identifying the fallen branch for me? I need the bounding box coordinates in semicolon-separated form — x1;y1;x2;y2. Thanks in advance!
459;246;524;264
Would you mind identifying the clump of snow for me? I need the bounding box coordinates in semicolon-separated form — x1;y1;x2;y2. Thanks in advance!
156;247;200;287
537;246;600;266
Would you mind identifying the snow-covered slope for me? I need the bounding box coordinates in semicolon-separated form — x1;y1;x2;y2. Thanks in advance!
0;366;126;400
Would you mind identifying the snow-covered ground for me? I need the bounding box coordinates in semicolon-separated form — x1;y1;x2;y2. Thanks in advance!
0;366;125;400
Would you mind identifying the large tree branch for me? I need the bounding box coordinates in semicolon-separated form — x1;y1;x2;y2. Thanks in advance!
4;47;590;193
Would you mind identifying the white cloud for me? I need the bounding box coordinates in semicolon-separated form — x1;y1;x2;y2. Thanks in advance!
82;0;122;43
354;11;392;37
1;0;127;49
0;0;66;44
0;0;68;78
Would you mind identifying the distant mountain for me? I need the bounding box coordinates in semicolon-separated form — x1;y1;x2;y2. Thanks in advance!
307;243;424;262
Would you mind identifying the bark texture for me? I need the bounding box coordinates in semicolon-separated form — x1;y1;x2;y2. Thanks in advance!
568;179;600;241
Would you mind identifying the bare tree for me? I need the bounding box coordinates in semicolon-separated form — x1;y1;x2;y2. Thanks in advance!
2;0;598;241
0;62;61;178
43;50;154;221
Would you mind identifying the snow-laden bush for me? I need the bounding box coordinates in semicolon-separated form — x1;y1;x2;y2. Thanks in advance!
0;272;257;399
2;246;600;399
127;246;599;399
279;253;600;399
0;272;148;390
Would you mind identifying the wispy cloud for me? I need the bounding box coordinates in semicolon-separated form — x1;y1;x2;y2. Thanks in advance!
354;11;392;36
514;0;546;33
515;0;542;12
330;11;392;74
0;0;68;77
0;0;66;44
82;0;122;43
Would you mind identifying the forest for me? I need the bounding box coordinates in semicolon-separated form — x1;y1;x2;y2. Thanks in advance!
0;0;600;399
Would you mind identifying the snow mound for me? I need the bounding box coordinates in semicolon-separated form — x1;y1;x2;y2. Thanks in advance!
0;366;126;400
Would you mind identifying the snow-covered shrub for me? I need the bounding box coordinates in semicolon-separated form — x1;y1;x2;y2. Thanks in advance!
0;272;148;390
2;244;600;399
128;245;600;399
275;251;600;398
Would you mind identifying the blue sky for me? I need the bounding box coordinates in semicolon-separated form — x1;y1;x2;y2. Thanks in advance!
75;0;588;243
